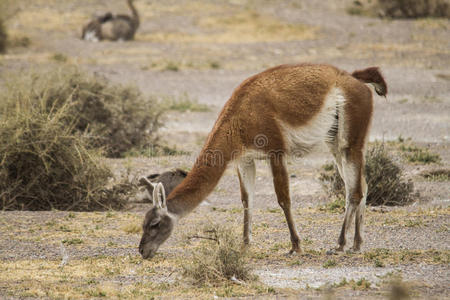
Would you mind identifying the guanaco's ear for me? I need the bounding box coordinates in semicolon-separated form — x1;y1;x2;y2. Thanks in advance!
153;183;167;209
139;177;156;202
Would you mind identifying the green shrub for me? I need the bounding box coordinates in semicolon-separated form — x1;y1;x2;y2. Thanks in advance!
5;67;165;157
183;225;252;286
0;92;127;210
319;143;415;206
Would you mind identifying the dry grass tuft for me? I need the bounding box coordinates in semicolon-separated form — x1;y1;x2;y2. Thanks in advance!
183;225;253;286
319;143;415;206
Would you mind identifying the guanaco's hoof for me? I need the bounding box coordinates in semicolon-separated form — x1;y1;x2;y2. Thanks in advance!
286;248;302;256
326;246;344;255
348;246;361;253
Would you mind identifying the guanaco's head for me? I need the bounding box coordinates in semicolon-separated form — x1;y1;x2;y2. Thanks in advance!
139;183;175;259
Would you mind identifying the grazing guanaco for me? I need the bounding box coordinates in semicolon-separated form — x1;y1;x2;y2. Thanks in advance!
139;63;387;259
82;0;139;42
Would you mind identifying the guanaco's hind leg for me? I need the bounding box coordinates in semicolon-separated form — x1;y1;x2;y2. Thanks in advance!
327;83;371;252
270;155;301;254
336;148;367;252
237;159;256;245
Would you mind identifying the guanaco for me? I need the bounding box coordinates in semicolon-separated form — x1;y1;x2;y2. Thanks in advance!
82;0;139;42
139;169;188;202
139;63;387;259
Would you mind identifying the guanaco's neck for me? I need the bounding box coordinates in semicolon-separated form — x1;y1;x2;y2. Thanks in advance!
127;0;139;27
166;118;237;217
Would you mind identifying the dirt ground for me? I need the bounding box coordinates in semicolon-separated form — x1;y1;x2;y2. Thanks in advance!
0;0;449;299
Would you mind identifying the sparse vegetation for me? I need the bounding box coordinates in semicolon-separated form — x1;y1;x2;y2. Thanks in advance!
319;198;345;213
435;73;450;81
420;169;450;181
374;258;385;267
164;61;179;71
353;278;371;290
323;259;337;268
400;144;441;164
209;61;221;69
363;248;450;265
183;225;253;286
319;143;415;206
332;277;349;288
404;219;422;227
7;35;31;48
62;238;84;245
166;93;210;112
51;53;68;63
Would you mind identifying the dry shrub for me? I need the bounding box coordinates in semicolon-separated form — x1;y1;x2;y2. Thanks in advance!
0;95;127;211
348;0;450;18
7;67;164;158
0;0;19;53
378;0;450;18
183;225;252;286
319;143;415;206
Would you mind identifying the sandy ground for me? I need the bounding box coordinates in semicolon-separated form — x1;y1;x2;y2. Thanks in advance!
0;0;449;299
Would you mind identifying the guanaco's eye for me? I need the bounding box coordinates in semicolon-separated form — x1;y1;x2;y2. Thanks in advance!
149;218;160;228
150;222;160;228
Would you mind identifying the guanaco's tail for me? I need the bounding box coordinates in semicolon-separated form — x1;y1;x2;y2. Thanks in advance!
352;67;387;97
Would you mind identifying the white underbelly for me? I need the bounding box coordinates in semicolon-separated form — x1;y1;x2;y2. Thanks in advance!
280;87;345;157
239;87;346;162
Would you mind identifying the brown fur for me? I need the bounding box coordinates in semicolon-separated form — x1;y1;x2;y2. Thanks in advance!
352;67;387;96
139;63;387;258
